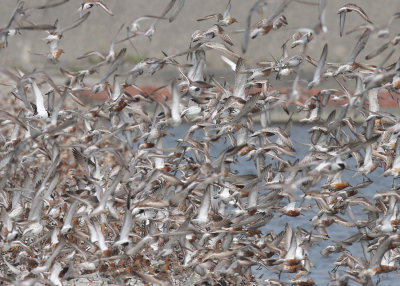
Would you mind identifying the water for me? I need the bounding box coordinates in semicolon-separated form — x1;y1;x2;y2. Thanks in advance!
162;123;396;285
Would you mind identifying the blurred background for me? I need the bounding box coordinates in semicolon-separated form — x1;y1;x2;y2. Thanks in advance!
0;0;399;84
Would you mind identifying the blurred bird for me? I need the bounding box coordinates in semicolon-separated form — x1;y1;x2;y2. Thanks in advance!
78;0;114;16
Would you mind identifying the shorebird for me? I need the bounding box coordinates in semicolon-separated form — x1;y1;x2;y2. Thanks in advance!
347;12;400;39
197;0;237;26
191;25;234;46
337;3;373;37
291;30;313;49
249;2;290;40
333;29;370;75
41;12;90;62
241;0;268;53
78;0;114;16
77;24;124;68
129;15;159;33
316;0;328;34
308;43;327;89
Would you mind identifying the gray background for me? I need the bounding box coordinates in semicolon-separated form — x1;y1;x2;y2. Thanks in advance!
1;0;399;81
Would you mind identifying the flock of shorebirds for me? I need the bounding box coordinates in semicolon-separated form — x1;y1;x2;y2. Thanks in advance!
0;0;400;285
